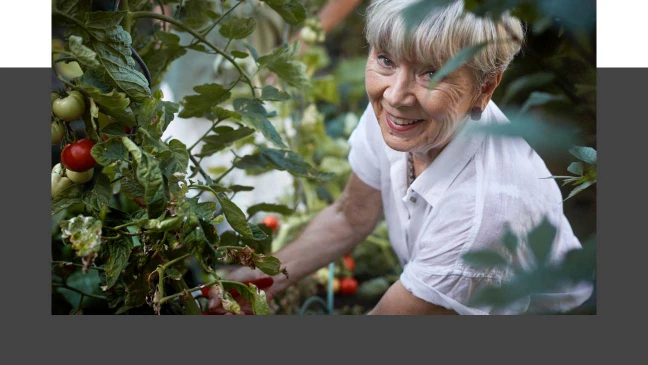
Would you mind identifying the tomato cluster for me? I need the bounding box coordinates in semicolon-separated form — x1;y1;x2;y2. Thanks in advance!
314;254;359;296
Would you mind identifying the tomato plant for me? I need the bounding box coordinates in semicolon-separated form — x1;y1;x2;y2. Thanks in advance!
60;139;96;172
52;91;86;121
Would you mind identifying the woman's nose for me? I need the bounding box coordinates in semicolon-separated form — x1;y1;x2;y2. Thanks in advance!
384;71;416;108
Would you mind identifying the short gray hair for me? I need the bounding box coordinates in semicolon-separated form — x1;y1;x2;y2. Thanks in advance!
364;0;524;86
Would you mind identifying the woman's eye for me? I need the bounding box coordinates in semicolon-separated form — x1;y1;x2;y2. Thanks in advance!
377;55;393;67
421;70;436;81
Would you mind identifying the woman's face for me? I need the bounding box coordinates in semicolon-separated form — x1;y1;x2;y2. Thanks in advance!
365;47;480;156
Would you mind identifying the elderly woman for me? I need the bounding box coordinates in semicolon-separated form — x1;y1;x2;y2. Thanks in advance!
211;0;593;315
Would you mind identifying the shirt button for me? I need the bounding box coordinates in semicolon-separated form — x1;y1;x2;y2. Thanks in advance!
409;196;417;203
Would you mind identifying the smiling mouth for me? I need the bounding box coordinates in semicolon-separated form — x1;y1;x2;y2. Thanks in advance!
388;114;424;126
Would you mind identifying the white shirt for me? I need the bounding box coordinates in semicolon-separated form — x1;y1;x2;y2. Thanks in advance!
347;101;593;315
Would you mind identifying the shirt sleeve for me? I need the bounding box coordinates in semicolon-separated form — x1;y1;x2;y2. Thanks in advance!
347;103;382;190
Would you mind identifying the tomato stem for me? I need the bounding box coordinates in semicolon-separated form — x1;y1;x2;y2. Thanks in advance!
129;11;257;97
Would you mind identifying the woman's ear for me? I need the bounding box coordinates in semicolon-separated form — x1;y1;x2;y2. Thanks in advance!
476;72;503;109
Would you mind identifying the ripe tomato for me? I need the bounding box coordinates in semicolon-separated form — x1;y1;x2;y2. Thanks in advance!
339;277;358;295
200;286;212;298
262;215;279;230
343;255;355;272
51;120;65;145
66;167;94;184
52;91;86;122
61;139;96;172
326;277;340;294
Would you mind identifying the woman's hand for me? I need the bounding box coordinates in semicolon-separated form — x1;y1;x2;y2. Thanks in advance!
207;267;282;314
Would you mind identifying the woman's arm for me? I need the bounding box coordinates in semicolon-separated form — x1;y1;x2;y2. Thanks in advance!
267;172;383;292
210;172;383;311
367;280;459;315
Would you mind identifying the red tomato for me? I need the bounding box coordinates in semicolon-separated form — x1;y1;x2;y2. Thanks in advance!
200;286;211;298
61;139;96;172
339;277;358;295
229;277;274;298
262;215;279;230
343;255;355;272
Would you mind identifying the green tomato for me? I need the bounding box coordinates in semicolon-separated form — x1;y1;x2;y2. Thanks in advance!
51;163;73;197
51;120;65;145
66;168;94;184
52;91;86;121
51;92;58;105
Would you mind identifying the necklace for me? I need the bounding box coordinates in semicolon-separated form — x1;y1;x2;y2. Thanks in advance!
407;152;415;186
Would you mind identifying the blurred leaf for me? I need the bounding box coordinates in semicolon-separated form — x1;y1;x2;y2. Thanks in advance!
142;31;187;88
228;185;255;192
520;92;568;114
401;0;456;33
567;162;584;176
59;215;103;257
76;76;136;125
102;237;132;288
247;203;294;218
222;281;270;315
219;17;256;40
564;179;595;201
462;249;509;268
527;217;557;266
261;0;306;26
178;0;218;31
260;85;291;101
463;0;526;20
501;72;555;106
231;50;249;59
52;185;84;215
428;42;491;88
569;146;596;165
253;254;287;277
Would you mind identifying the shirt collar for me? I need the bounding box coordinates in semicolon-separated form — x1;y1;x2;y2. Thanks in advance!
384;118;487;208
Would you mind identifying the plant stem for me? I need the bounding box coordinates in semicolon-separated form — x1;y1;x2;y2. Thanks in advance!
188;154;213;184
52;261;105;271
130;11;256;97
52;282;107;300
188;120;220;152
216;245;245;251
213;165;235;184
159;278;221;305
162;253;191;270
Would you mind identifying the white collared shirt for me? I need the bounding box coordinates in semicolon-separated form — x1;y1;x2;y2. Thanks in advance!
347;101;593;314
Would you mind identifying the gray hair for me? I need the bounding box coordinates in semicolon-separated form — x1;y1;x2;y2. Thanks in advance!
364;0;524;87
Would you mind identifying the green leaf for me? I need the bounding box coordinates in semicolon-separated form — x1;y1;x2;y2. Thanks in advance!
428;41;491;88
212;106;241;121
159;139;189;181
461;249;509;269
233;98;287;148
56;270;103;309
520;92;568;114
82;174;112;213
234;145;334;181
59;215;103;257
221;281;270;315
91;137;129;166
247;203;294;218
179;83;231;119
231;50;249;59
260;85;291;101
83;11;151;101
569;146;597;165
257;43;310;88
228;185;255;192
189;184;232;195
527;218;557;266
178;0;218;31
102;237;132;288
140;153;168;219
252;254;287;277
564;180;595;202
500;72;555;106
401;0;457;32
75;79;136;125
463;0;526;20
501;225;519;254
219;17;256;39
67;35;100;69
567;162;584;176
216;193;254;238
141;31;187;88
52;185;84;215
53;0;92;19
262;0;306;26
198;125;256;157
